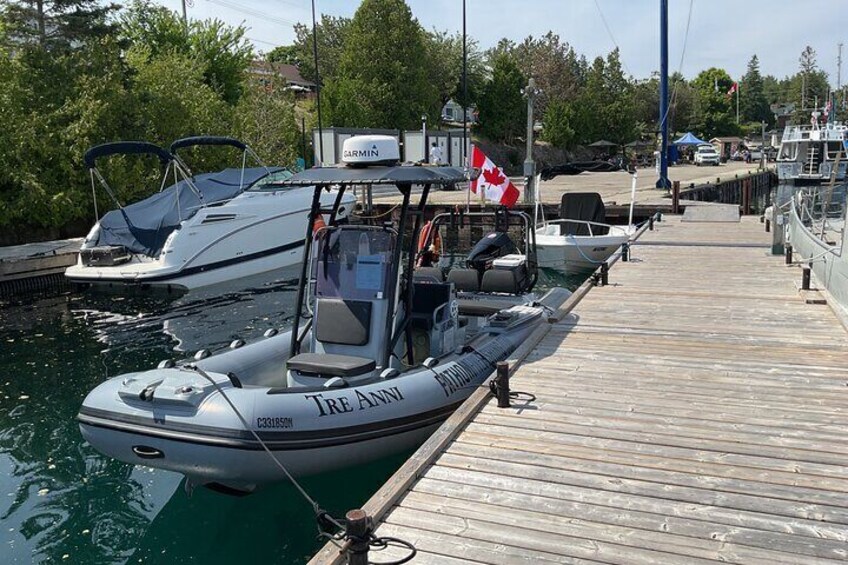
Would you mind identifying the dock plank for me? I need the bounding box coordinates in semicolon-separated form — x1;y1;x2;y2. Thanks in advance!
308;216;848;564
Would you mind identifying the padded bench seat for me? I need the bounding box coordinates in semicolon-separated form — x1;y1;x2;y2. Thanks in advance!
287;353;376;378
457;299;508;317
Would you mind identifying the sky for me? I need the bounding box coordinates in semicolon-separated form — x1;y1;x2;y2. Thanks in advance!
158;0;848;83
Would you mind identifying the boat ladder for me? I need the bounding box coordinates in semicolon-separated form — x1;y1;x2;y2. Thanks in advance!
805;145;821;175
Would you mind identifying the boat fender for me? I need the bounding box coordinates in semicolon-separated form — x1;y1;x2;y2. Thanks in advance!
194;349;211;361
422;357;438;369
263;328;278;338
379;368;400;380
312;214;327;235
229;339;246;349
416;221;441;266
157;359;176;369
323;377;345;388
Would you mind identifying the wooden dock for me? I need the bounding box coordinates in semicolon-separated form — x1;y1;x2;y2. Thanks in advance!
310;214;848;564
0;237;81;294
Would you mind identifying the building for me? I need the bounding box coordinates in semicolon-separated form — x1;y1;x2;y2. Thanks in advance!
710;137;744;159
441;99;477;125
248;60;316;95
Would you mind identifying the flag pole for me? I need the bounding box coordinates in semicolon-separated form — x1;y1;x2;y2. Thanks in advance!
736;83;740;125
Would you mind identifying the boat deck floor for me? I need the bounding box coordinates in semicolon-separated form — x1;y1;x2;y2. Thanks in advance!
310;215;848;564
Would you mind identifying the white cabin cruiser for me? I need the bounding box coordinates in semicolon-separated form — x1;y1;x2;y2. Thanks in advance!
66;137;354;290
533;164;636;272
77;136;570;493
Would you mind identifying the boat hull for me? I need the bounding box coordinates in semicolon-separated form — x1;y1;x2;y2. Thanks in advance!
535;229;631;272
77;308;548;489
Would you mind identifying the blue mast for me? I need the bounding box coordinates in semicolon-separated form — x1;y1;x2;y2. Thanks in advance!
656;0;670;189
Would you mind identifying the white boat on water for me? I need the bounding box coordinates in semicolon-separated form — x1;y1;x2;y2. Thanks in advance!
533;166;636;272
66;137;354;290
776;111;848;183
77;136;570;493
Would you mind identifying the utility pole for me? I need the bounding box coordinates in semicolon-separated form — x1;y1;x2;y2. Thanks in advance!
181;0;188;29
760;120;766;170
838;43;844;110
522;78;540;204
656;0;670;189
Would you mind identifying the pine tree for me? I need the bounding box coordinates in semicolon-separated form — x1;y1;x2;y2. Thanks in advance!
1;0;117;49
476;53;526;144
739;55;770;124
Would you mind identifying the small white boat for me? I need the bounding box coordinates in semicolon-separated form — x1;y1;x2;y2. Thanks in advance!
533;168;636;272
66;137;354;290
77;136;570;493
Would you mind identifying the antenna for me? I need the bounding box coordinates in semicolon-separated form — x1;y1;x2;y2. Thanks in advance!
311;0;324;166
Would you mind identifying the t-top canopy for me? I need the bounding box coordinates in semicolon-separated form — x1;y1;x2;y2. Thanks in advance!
84;142;172;169
169;136;248;154
274;164;473;187
673;132;708;146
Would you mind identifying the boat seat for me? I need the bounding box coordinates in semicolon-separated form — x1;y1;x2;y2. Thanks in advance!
287;353;376;378
457;299;506;317
413;267;444;283
481;269;521;294
315;298;371;346
411;281;452;330
447;268;480;292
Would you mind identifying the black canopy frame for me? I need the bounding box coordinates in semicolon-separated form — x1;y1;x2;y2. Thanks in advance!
168;136;271;185
277;164;473;369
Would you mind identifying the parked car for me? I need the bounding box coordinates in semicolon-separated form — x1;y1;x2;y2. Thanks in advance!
694;144;721;166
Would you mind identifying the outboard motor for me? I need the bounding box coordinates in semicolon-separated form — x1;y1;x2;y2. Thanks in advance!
467;232;519;276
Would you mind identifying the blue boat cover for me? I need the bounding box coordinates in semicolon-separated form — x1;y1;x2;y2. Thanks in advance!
95;167;284;256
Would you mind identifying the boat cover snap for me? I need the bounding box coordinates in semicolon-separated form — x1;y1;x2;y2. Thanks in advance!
287;353;376;377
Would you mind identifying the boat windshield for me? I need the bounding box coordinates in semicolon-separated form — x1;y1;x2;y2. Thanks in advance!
249;169;294;190
313;228;396;300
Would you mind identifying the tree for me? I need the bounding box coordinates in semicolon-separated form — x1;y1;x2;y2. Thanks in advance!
233;78;300;168
266;44;300;66
0;0;117;49
690;67;738;138
568;50;634;145
324;0;436;129
491;32;584;115
425;29;485;115
542;99;575;149
120;1;253;104
739;55;770;124
291;15;351;84
476;53;526;143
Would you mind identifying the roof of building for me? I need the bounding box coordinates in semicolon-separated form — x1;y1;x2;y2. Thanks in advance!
249;61;316;88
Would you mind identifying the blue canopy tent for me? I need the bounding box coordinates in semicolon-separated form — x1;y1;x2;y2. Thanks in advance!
674;132;708;146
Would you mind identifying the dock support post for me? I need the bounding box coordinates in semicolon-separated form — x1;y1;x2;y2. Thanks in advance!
345;509;371;565
802;265;811;291
622;242;629;262
600;263;609;286
672;181;680;214
494;361;511;408
785;244;793;265
649;216;654;231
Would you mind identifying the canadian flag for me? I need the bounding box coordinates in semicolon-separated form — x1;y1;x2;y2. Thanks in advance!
469;145;520;207
726;82;738;97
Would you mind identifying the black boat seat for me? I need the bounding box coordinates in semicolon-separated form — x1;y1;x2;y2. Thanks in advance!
447;268;480;292
457;299;506;317
287;353;376;378
481;269;521;294
411;281;452;330
413;267;444;283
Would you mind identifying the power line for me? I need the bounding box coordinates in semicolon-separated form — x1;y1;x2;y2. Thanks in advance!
205;0;299;28
592;0;633;76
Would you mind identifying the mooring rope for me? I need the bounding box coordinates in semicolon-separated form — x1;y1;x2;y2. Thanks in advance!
186;364;417;563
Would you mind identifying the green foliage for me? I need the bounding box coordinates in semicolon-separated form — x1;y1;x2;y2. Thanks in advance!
690;67;739;138
542;99;575;149
476;54;526;144
1;0;117;50
266;44;300;66
739;55;770;125
425;29;485;113
291;15;351;84
324;0;437;129
567;50;635;145
232;78;300;167
120;0;253;104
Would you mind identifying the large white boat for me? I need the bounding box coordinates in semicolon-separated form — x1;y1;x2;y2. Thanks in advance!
66;137;354;290
776;112;848;183
77;136;570;493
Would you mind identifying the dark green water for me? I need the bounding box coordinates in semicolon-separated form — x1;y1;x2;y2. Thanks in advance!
0;267;583;564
